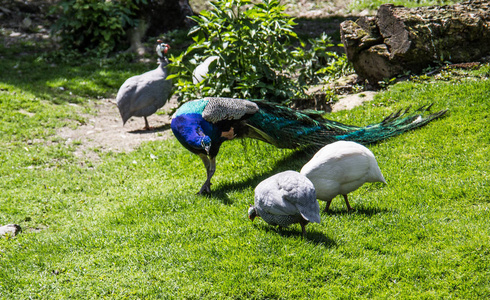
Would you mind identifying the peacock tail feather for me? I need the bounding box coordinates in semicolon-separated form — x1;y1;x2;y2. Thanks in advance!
244;100;447;149
333;104;447;144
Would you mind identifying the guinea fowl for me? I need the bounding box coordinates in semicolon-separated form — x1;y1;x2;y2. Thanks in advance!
248;170;321;237
116;40;172;130
300;141;386;212
170;97;446;194
192;56;219;84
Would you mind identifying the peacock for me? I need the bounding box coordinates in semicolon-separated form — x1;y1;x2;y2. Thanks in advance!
170;97;447;194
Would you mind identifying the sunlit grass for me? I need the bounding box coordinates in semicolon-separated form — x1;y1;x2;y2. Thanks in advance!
1;13;490;299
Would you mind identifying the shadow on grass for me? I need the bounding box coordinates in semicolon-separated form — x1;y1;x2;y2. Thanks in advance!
128;123;171;134
294;16;356;47
205;150;314;204
256;223;336;247
324;205;391;217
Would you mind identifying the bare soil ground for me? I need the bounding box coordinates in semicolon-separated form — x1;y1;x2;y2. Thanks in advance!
57;97;179;159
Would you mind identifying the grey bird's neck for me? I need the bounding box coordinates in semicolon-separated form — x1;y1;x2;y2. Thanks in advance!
158;57;169;67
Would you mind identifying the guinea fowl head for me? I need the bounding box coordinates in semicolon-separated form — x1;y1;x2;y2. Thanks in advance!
248;205;257;221
156;40;170;58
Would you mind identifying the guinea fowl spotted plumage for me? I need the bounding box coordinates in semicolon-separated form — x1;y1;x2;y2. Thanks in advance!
301;141;386;212
170;97;446;194
248;171;321;237
116;40;172;130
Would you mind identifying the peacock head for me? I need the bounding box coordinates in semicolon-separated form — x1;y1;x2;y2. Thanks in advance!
248;205;257;221
156;40;170;58
200;136;212;155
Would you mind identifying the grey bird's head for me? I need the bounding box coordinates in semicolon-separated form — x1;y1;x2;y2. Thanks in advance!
156;40;170;59
248;205;257;221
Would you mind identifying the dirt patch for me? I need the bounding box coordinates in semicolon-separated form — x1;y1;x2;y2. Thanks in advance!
58;97;179;159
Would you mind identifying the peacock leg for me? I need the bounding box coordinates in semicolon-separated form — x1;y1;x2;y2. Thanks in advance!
343;194;353;211
323;199;333;212
143;116;151;130
198;154;216;194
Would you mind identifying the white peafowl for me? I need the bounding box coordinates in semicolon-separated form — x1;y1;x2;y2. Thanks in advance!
116;40;172;130
300;141;386;212
248;171;321;237
192;56;219;84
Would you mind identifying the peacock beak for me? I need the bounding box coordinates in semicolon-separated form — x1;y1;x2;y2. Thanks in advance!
200;137;211;155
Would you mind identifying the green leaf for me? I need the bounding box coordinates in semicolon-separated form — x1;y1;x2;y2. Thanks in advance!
166;74;179;80
188;25;201;36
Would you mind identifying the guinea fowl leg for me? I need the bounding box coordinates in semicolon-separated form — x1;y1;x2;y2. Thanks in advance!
143;116;151;131
299;219;309;238
323;199;333;212
198;154;216;194
343;194;353;211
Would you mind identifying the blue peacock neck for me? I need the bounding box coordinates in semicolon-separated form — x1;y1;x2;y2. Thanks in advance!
171;113;223;157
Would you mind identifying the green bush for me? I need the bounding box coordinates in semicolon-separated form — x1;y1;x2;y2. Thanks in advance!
51;0;146;57
169;0;300;102
293;32;353;86
169;0;350;103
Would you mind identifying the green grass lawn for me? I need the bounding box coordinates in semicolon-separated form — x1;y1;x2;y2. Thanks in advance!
1;19;490;300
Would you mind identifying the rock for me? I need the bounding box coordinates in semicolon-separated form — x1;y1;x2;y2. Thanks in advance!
340;0;490;85
0;224;22;237
332;91;377;112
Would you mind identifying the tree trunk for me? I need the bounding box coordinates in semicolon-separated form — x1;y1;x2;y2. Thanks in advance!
127;0;195;55
127;19;149;56
143;0;195;37
340;0;490;85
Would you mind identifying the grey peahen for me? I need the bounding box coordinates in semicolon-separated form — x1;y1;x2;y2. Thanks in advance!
170;97;447;194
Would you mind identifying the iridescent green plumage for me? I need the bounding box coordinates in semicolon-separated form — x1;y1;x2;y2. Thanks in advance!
241;101;447;149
